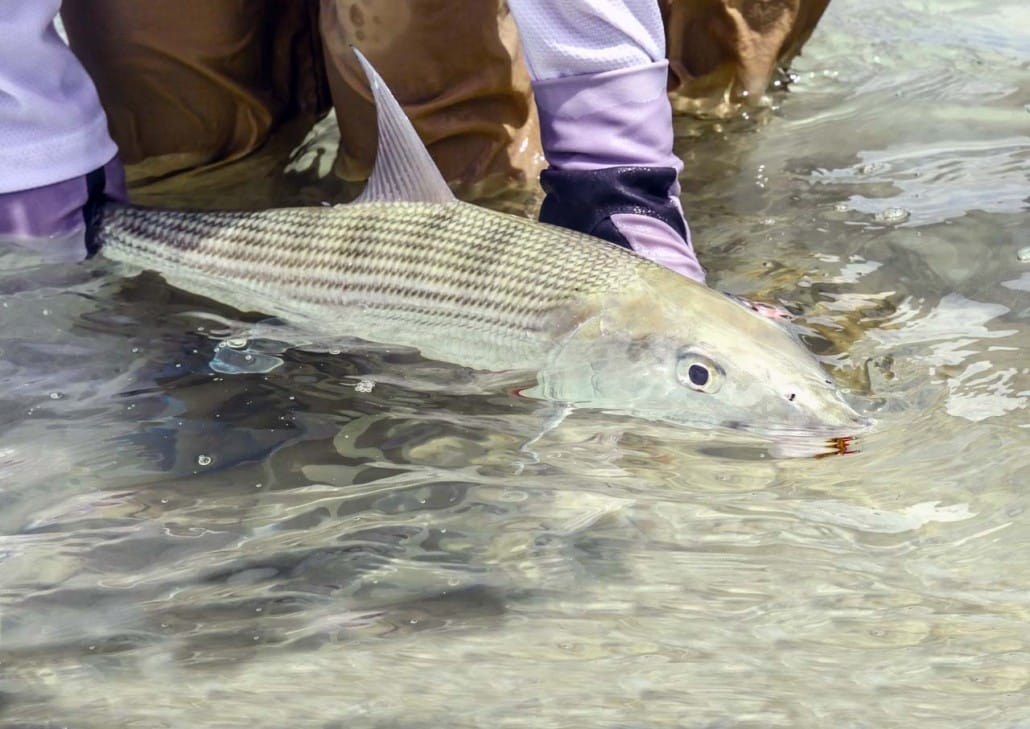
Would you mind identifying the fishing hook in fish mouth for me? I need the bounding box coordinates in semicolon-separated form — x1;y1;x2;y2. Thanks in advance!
808;436;860;458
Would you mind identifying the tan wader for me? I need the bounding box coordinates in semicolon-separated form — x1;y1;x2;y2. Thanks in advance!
62;0;829;188
664;0;830;114
61;1;328;182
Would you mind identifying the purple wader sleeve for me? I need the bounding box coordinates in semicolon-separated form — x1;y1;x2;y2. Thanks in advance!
532;62;705;283
0;158;126;260
0;1;122;254
506;0;706;283
0;157;126;239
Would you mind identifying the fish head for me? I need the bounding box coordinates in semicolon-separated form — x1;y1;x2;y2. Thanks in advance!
539;271;869;436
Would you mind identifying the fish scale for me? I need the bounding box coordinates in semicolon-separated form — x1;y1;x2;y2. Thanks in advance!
96;200;649;369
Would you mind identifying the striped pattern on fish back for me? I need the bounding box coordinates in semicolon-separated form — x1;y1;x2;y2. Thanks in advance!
97;201;648;339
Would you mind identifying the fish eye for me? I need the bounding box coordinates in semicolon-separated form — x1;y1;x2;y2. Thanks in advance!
675;349;724;393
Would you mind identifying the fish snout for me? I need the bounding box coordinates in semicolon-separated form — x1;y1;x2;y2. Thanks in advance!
785;383;872;434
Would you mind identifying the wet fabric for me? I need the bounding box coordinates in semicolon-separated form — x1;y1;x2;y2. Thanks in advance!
0;157;126;249
539;166;687;245
318;0;542;192
529;61;705;282
57;1;829;187
664;0;832;114
61;0;329;183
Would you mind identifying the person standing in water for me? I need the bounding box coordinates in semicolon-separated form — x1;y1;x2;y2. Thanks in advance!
0;0;828;281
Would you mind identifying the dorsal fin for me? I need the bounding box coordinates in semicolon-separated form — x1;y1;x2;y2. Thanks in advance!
351;47;456;205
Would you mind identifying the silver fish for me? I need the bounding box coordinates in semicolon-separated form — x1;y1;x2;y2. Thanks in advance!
94;49;867;436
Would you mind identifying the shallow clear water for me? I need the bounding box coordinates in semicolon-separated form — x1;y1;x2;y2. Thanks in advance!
2;0;1028;726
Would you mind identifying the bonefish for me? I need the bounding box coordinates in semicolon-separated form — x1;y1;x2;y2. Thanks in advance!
91;49;867;435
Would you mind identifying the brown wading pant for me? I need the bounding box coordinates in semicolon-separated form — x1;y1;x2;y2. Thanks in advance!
62;0;829;191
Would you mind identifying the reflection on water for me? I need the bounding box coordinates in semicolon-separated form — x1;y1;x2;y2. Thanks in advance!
2;0;1029;725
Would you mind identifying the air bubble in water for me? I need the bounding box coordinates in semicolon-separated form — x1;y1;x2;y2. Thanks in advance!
355;379;375;393
209;345;282;374
875;207;910;224
197;454;212;466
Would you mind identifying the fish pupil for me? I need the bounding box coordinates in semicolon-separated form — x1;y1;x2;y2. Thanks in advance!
688;364;710;387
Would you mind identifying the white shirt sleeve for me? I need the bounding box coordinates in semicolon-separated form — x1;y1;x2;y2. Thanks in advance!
506;0;666;81
0;0;117;193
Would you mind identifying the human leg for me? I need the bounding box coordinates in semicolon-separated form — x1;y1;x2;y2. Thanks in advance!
61;0;328;182
319;0;543;194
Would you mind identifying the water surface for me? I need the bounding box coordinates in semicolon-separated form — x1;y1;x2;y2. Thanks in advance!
1;0;1028;726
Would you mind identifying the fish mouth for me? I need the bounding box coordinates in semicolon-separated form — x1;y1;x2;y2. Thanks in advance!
784;384;873;437
796;408;873;439
727;414;872;459
664;389;872;439
730;401;873;440
735;418;871;440
680;411;870;459
818;394;873;432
